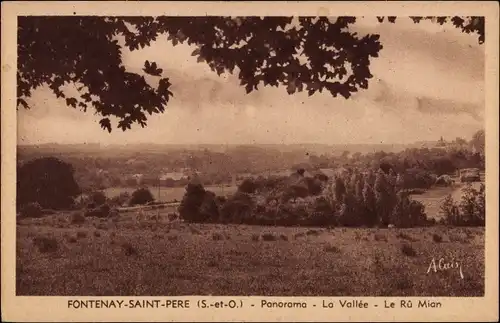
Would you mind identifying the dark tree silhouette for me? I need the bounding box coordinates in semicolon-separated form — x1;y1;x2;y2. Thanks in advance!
17;16;484;132
129;187;155;206
470;129;485;155
238;178;258;194
17;157;81;210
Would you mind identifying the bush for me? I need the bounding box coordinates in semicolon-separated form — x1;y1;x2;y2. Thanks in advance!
305;177;324;195
238;178;258;194
283;183;310;202
17;157;81;210
219;192;255;224
261;233;278;241
67;236;77;243
432;233;443;243
215;196;227;206
323;244;341;253
19;202;43;218
71;212;86;224
440;184;485;226
129;188;155;206
308;196;336;226
121;242;138;256
458;183;485;226
179;183;220;223
440;194;460;225
32;236;59;253
390;192;429;228
401;169;435;190
90;191;107;206
109;192;130;206
401;243;417;257
212;232;224;240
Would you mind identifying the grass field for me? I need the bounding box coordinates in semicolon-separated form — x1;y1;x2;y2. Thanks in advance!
16;210;484;296
104;185;238;203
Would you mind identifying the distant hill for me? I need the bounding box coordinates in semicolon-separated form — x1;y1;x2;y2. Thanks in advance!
17;141;437;158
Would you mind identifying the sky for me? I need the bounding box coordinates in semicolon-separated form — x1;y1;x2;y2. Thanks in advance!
17;17;485;146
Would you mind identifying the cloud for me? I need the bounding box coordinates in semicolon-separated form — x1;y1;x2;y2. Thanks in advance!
17;17;484;145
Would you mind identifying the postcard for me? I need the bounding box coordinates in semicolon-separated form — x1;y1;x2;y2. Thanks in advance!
1;1;498;322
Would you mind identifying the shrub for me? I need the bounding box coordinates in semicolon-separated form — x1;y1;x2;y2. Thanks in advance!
305;177;324;195
219;192;255;224
440;194;460;225
440;184;485;226
212;232;224;240
109;192;130;207
323;244;341;253
121;242;138;256
458;184;485;226
71;212;86;224
401;169;435;190
401;243;417;257
283;183;310;202
390;192;429;228
32;236;59;253
432;233;443;243
76;231;87;239
17;157;81;210
261;233;278;241
238;178;258;194
308;196;336;226
179;184;219;223
207;259;218;267
167;235;178;241
294;232;306;239
90;191;107;206
19;202;43;218
215;196;227;206
129;188;155;206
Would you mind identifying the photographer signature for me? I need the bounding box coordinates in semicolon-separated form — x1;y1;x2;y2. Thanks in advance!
426;257;464;279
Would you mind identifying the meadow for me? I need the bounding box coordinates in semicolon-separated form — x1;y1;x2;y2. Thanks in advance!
17;207;484;296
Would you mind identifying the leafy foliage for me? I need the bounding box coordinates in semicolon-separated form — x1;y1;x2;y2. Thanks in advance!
129;187;155;206
17;157;81;210
440;184;485;226
178;183;220;223
18;16;484;131
89;191;107;206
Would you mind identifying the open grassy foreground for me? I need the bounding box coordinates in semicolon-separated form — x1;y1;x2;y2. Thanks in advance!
16;212;484;297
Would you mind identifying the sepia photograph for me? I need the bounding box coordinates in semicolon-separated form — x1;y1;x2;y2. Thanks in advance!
2;1;499;322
